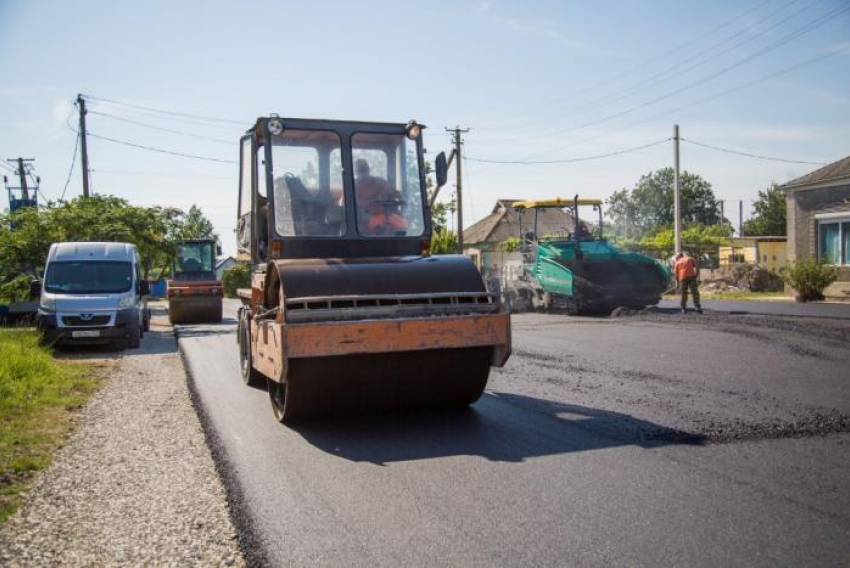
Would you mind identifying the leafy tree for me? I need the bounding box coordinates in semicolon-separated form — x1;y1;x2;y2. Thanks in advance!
430;228;457;254
221;264;251;298
0;195;217;289
181;204;218;241
743;183;785;236
607;168;723;238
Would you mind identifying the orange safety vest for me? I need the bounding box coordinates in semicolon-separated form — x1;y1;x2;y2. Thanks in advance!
674;256;698;281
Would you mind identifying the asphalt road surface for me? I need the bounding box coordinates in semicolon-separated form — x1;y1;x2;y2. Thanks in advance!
179;299;850;567
659;297;850;319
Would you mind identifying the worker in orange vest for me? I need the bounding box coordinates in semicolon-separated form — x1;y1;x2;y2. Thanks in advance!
674;252;702;314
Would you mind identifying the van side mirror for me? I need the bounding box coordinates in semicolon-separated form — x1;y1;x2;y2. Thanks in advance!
435;152;448;189
29;280;41;298
139;280;150;296
216;244;223;256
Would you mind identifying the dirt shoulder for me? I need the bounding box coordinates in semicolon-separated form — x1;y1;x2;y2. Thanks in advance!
0;303;245;566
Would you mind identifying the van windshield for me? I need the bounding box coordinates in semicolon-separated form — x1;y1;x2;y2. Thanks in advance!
45;261;133;294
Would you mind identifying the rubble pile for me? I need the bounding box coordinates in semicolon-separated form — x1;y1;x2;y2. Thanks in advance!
700;264;783;294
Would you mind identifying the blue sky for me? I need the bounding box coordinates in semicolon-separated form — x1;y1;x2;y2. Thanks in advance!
1;0;848;254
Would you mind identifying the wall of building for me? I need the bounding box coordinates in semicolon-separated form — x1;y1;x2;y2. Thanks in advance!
786;182;850;300
755;241;787;272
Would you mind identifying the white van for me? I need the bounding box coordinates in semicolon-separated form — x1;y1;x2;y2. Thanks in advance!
34;242;151;349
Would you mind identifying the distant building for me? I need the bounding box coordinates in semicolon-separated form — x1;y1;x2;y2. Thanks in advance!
215;257;238;280
782;155;850;300
462;199;573;270
718;237;787;272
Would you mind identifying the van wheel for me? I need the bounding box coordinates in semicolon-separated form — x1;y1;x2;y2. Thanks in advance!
128;327;141;349
143;312;151;332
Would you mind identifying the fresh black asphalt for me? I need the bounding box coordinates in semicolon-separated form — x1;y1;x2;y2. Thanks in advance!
179;299;850;567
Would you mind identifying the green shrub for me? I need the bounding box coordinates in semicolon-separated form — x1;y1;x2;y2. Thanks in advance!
430;229;457;255
780;257;839;301
221;263;251;298
501;237;521;253
0;275;32;304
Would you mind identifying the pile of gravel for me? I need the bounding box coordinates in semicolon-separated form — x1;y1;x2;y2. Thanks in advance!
0;307;244;566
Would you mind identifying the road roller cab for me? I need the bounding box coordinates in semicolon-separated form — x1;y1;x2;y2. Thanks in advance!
167;239;224;324
235;116;511;422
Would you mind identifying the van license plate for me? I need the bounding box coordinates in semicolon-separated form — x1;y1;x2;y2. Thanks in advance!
72;330;100;338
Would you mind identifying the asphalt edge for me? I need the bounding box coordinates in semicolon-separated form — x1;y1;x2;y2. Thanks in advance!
175;326;270;568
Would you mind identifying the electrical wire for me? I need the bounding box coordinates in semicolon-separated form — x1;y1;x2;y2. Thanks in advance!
91;169;233;179
81;94;245;125
681;138;827;165
87;110;236;145
525;2;850;151
466;137;671;165
487;0;818;142
67;121;237;164
475;0;776;130
529;45;850;160
60;130;80;202
88;132;238;164
0;160;15;173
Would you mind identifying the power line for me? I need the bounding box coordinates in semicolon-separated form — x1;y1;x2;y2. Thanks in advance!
81;94;245;125
60;130;80;202
531;3;850;149
538;45;850;157
67;122;237;164
475;0;776;130
489;0;817;142
92;169;233;179
504;6;850;163
88;132;238;164
88;110;236;144
466;138;671;165
681;138;828;165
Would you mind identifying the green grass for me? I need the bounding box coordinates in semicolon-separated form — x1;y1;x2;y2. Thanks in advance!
0;328;101;523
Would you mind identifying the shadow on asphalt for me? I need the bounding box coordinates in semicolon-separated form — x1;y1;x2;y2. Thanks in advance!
289;391;704;465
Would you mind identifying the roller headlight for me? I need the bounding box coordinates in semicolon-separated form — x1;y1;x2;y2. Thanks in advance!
118;296;134;309
39;297;57;312
406;120;421;140
268;118;284;136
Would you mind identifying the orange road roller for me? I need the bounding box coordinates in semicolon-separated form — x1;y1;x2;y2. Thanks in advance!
234;116;511;422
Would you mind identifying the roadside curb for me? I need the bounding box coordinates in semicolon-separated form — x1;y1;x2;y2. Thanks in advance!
176;327;269;568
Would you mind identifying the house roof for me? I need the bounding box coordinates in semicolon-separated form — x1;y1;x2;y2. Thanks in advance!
781;155;850;190
463;199;574;245
215;256;236;270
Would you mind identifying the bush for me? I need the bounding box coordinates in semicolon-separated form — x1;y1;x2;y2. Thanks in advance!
501;237;521;253
0;276;33;304
430;229;457;255
221;263;252;298
780;258;839;301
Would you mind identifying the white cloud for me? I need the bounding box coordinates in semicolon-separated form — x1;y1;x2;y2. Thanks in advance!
52;98;74;125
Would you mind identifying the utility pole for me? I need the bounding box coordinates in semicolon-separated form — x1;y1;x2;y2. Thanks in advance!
739;200;744;237
77;94;90;198
446;126;469;254
673;124;682;256
5;158;35;200
719;200;725;223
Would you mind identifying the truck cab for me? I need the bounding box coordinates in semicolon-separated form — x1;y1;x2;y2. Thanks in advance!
35;242;150;349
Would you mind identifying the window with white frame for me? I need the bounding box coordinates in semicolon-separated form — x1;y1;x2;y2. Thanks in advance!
817;217;850;265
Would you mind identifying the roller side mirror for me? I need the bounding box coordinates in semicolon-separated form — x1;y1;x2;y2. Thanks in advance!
29;280;41;299
435;152;448;189
139;280;150;296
